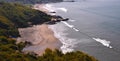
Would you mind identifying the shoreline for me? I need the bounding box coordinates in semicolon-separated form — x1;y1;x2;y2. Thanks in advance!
17;4;66;55
36;3;74;53
33;4;49;13
17;24;62;55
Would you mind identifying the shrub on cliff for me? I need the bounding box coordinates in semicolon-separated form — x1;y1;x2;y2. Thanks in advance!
0;2;52;37
37;48;98;61
0;2;98;61
0;37;98;61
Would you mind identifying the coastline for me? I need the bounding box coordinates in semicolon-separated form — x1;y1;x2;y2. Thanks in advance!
33;4;49;13
17;4;63;55
17;24;62;55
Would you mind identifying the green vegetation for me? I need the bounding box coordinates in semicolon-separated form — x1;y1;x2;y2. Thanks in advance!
0;2;98;61
0;2;51;37
0;36;97;61
38;48;98;61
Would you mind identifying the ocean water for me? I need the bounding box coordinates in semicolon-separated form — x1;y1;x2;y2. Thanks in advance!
45;0;120;61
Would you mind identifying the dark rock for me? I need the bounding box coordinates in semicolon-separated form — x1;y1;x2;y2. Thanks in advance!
62;18;69;21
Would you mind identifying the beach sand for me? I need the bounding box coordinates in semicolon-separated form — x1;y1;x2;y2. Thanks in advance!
18;24;62;55
17;4;62;56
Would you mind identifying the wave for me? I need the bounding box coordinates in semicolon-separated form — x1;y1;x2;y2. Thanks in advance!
44;4;55;12
57;8;68;12
69;20;76;22
44;4;76;54
62;21;79;32
44;4;68;13
62;21;113;49
36;3;116;55
93;38;112;48
62;21;74;28
48;24;76;54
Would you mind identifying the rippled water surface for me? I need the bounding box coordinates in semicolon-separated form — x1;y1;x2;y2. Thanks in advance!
46;0;120;61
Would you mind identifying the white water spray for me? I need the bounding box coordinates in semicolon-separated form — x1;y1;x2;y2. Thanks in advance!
93;38;112;48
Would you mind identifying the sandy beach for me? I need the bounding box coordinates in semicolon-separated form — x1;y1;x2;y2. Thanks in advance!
17;4;62;55
17;24;62;55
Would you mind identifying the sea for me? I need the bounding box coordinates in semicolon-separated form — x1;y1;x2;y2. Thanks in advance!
44;0;120;61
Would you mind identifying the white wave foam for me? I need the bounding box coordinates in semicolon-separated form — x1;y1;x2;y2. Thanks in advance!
44;4;78;54
44;4;56;12
62;21;79;32
57;8;68;12
69;20;76;22
93;38;112;48
62;21;74;28
44;4;68;13
73;28;79;31
59;38;75;54
48;24;78;54
61;46;74;54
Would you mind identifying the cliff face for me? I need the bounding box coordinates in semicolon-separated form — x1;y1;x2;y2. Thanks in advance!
0;0;63;4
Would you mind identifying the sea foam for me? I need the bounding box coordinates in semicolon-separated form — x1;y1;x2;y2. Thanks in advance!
57;8;68;12
49;24;76;54
62;21;113;49
62;21;79;32
44;4;55;12
93;38;112;48
69;20;76;22
44;4;68;13
45;4;78;54
62;21;74;28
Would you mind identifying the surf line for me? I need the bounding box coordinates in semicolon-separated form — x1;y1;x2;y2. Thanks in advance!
46;3;120;54
62;21;120;54
62;21;112;48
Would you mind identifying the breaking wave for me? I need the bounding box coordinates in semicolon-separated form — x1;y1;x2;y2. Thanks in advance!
44;4;75;54
93;38;112;48
62;21;74;28
44;3;113;54
69;20;76;22
44;4;55;12
48;24;76;54
62;21;79;32
62;21;113;49
57;8;68;12
44;4;68;13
